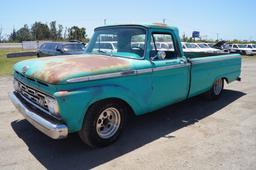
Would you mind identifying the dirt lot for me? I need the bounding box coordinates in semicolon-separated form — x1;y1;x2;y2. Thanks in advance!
0;57;255;170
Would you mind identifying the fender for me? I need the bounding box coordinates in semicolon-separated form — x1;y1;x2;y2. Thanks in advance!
54;84;147;132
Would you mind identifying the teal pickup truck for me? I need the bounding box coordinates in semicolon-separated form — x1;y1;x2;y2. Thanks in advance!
9;24;241;147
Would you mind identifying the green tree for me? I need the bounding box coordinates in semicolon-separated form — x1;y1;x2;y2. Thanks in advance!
9;29;17;42
68;26;88;42
182;33;188;42
57;24;63;40
15;25;32;42
31;22;51;40
49;21;57;40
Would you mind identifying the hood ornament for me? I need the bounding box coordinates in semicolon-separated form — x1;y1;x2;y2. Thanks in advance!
22;66;29;74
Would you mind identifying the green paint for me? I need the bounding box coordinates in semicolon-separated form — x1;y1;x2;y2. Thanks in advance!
13;24;241;133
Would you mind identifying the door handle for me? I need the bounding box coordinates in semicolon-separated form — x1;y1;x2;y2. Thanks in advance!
121;70;135;76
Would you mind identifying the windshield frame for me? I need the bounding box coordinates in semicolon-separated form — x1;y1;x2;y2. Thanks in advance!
86;26;148;60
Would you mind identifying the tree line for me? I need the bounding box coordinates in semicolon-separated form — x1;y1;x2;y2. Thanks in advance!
7;21;89;43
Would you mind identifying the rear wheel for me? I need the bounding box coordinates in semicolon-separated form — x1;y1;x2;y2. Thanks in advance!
206;78;224;100
79;100;127;147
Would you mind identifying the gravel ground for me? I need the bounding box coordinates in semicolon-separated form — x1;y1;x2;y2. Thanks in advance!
0;57;255;170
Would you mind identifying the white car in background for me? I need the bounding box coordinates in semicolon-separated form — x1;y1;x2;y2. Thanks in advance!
156;42;174;51
245;44;256;55
131;42;145;50
196;43;223;53
93;41;117;53
182;42;206;52
229;44;253;56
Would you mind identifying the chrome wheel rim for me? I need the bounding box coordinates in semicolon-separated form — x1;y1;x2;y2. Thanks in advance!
213;79;223;95
96;107;121;139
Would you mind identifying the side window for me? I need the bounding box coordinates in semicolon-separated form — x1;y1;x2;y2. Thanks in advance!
150;33;177;60
233;45;238;48
92;34;117;52
131;34;145;50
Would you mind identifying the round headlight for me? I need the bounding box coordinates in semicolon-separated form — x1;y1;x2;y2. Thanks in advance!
45;96;59;117
13;79;20;92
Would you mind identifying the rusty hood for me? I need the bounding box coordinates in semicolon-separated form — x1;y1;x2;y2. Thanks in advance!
14;54;133;84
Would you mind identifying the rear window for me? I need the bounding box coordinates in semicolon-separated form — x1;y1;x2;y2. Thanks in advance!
39;43;47;49
94;43;113;50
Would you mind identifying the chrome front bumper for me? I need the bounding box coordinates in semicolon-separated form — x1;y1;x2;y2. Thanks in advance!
9;92;68;139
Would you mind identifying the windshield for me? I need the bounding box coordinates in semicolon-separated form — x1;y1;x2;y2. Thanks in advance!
86;27;146;59
238;44;246;48
63;44;85;51
198;44;209;48
186;43;198;48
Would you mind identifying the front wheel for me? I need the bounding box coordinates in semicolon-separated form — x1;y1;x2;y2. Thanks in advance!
79;100;127;147
206;78;224;100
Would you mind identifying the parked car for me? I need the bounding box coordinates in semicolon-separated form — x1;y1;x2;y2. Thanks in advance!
196;43;223;53
93;41;117;53
10;24;241;147
245;44;256;55
197;43;229;54
182;42;205;52
37;42;86;57
228;44;253;56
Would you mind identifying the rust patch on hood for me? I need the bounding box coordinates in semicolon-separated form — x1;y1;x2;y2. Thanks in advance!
32;55;129;84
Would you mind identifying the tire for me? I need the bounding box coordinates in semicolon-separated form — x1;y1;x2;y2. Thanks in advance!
206;78;224;100
79;100;127;147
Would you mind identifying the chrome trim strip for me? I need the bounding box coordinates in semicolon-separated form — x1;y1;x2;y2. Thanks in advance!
15;78;52;98
192;55;240;65
67;63;189;83
9;92;68;139
136;68;153;74
67;72;124;83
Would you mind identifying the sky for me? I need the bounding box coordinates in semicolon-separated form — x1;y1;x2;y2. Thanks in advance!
0;0;255;40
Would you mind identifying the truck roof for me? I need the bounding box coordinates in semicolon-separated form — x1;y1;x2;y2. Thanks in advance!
95;23;178;32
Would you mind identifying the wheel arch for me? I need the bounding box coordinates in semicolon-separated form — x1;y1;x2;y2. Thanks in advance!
87;97;136;117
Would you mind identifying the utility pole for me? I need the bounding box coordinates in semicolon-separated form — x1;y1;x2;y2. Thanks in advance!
0;25;2;42
163;19;166;24
104;19;107;26
216;33;219;41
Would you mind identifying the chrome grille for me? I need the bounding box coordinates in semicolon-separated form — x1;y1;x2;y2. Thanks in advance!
15;80;49;111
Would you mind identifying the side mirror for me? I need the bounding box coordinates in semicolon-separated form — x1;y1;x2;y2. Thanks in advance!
157;51;166;60
151;51;166;61
56;47;63;53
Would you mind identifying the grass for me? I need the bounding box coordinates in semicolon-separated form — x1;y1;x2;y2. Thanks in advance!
0;48;35;76
0;48;254;76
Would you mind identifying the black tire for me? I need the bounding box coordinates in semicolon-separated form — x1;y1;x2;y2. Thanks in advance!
79;100;127;148
205;78;224;100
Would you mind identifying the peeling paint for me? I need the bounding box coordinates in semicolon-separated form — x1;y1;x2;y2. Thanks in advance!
31;55;130;84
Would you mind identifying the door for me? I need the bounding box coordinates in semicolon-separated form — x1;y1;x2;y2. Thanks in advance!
150;32;190;110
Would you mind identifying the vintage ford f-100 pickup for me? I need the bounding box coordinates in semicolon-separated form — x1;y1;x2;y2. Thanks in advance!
9;24;241;147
